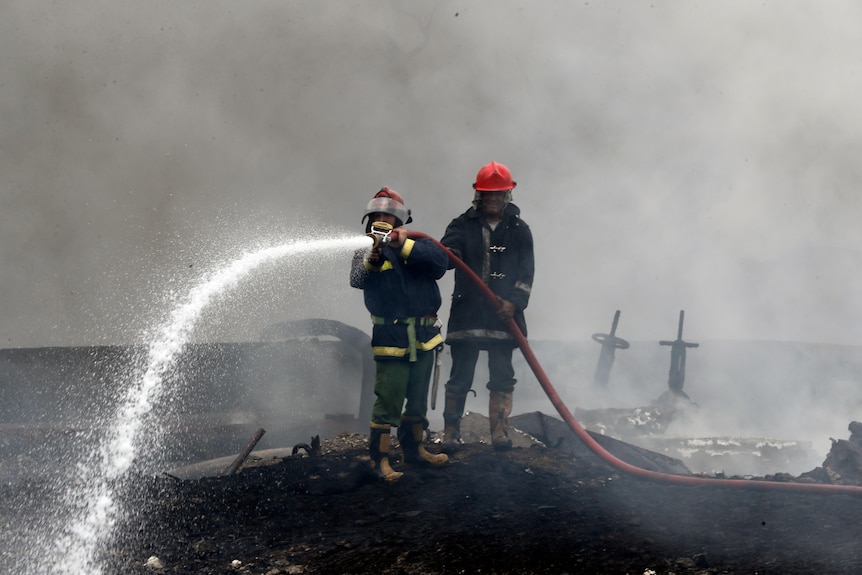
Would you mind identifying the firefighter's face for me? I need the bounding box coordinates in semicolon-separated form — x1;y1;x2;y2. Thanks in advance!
481;191;507;219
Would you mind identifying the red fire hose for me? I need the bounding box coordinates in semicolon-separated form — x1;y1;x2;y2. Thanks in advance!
408;230;862;496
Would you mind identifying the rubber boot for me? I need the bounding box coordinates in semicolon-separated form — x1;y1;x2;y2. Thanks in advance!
489;391;513;451
398;416;448;466
369;423;403;482
441;392;467;448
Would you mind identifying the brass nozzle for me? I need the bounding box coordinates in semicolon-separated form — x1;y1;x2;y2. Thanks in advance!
370;221;393;234
367;221;393;249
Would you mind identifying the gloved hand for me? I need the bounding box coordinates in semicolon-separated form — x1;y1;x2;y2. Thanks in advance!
367;246;381;263
496;299;516;322
388;227;407;249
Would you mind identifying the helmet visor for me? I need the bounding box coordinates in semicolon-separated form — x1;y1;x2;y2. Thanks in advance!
363;196;409;225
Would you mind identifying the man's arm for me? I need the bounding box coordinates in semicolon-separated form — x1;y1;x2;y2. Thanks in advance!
391;228;448;280
349;249;369;289
508;226;535;311
440;218;465;266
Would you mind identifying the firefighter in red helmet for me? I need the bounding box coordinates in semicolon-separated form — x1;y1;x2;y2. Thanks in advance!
440;162;535;450
350;187;449;481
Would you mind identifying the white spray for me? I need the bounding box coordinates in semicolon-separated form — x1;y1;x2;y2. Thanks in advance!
40;235;369;575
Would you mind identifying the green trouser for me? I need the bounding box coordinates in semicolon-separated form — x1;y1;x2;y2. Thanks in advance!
371;350;434;427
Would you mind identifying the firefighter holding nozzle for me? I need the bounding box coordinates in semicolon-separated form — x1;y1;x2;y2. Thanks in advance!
350;187;449;482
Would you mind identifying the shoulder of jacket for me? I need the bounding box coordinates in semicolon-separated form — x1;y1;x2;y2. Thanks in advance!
447;208;475;223
506;206;529;228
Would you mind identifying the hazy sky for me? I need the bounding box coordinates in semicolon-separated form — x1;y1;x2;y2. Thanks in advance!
3;1;862;348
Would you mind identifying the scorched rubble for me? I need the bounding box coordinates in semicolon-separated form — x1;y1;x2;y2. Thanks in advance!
108;421;862;575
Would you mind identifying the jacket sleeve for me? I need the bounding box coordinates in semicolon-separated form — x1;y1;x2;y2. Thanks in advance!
400;238;448;280
509;225;534;311
349;248;368;289
440;217;464;267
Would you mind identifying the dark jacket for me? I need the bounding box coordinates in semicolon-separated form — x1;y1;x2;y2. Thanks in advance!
350;237;448;360
441;202;534;346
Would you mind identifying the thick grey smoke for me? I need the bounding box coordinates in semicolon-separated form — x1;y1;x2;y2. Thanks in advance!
3;1;861;347
2;2;862;459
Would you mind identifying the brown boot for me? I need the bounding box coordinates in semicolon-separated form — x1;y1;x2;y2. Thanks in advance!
369;423;404;482
441;392;467;448
398;417;449;466
489;391;513;451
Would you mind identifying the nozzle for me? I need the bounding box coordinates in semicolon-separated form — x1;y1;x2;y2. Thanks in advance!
367;221;393;249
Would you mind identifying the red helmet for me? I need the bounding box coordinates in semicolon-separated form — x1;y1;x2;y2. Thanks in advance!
473;161;517;192
362;186;413;226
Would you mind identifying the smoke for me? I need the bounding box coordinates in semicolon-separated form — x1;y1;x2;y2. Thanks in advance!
2;2;862;448
2;1;860;347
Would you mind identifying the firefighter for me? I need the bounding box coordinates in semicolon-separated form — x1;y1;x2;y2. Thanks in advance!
350;187;450;481
440;162;535;450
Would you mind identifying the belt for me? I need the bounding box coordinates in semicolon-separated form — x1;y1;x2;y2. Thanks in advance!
370;315;439;362
370;315;439;327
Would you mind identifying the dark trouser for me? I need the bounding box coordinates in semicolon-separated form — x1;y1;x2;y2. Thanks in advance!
444;341;516;423
371;350;434;427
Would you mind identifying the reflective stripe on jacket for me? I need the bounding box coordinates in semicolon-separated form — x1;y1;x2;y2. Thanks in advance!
350;237;447;360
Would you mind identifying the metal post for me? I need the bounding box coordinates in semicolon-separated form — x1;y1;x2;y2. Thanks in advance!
659;310;699;395
591;310;630;386
223;427;266;476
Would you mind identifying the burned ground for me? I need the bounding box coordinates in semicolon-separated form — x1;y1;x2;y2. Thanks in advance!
105;421;862;575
